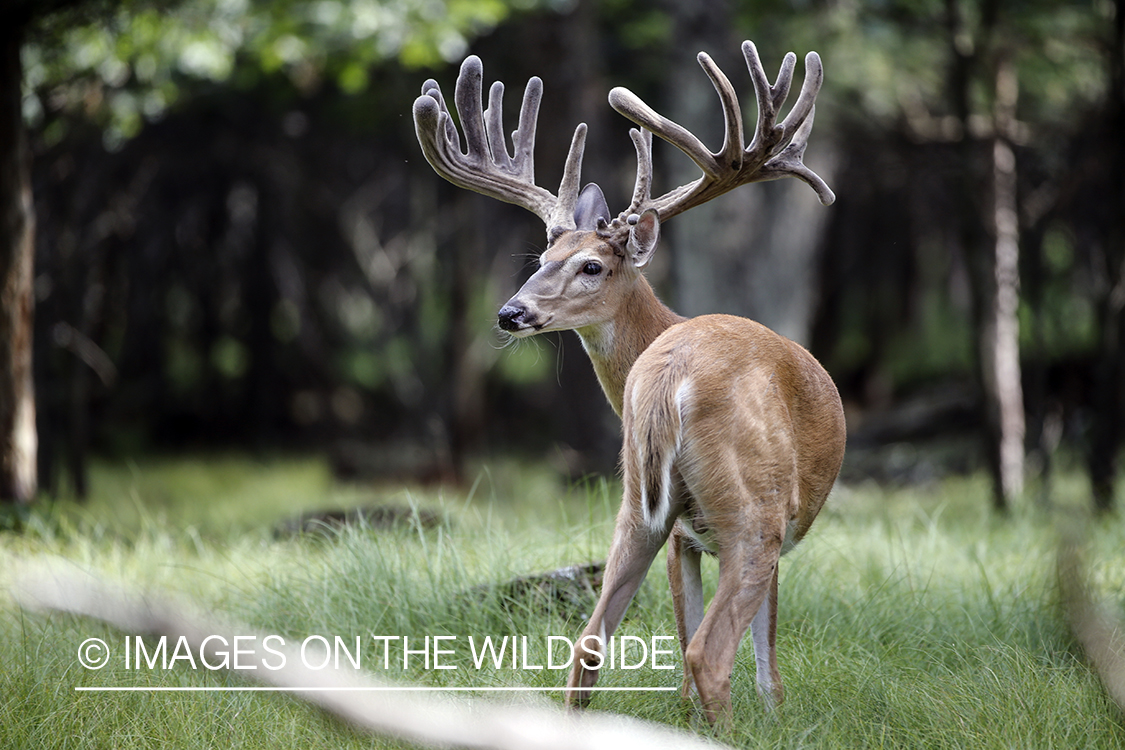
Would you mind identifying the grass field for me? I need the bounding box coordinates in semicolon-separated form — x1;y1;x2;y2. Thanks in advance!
2;454;1124;748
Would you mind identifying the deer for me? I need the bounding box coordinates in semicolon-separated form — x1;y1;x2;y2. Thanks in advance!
412;40;846;725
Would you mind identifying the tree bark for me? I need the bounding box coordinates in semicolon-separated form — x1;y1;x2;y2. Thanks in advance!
945;0;1024;511
0;23;38;504
1088;0;1125;512
981;141;1025;504
979;59;1025;507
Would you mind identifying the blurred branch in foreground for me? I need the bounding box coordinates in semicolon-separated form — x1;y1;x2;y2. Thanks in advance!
13;558;729;750
1059;530;1125;713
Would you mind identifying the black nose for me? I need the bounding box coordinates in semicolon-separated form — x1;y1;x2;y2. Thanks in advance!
497;304;526;331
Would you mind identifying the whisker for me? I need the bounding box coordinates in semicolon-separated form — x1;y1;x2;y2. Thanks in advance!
492;325;518;350
550;333;566;387
512;244;543;273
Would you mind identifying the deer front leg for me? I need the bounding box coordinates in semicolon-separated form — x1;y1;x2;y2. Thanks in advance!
566;521;673;708
666;520;704;699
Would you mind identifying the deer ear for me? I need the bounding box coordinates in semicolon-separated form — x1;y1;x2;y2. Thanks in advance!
627;209;660;268
574;183;610;231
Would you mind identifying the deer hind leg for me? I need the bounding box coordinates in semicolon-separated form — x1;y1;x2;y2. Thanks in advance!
666;520;704;699
683;519;784;726
750;564;783;708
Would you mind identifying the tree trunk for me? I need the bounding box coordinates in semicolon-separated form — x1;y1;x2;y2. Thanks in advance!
945;0;1024;511
981;140;1025;505
0;23;38;504
1088;0;1125;512
979;59;1025;508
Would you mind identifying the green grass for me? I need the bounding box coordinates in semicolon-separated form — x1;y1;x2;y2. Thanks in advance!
2;455;1124;748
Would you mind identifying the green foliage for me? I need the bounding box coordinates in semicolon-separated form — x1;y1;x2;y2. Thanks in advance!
23;0;555;147
1021;224;1099;357
728;0;1109;128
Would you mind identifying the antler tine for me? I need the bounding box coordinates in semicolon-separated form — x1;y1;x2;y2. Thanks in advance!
485;81;515;172
744;43;823;163
743;42;790;161
454;56;490;163
552;124;588;231
607;40;835;222
624;127;654;217
758;104;836;205
696;52;745;169
778;51;824;152
413;56;588;232
608;87;714;178
771;51;796;114
512;74;542;180
419;78;458;147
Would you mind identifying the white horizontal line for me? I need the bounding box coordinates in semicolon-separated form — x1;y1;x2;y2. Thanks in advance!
75;686;677;693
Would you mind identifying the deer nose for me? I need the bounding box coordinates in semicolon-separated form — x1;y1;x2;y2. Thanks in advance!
498;303;528;331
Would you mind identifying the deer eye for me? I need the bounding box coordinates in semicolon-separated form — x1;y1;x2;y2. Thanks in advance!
581;261;603;276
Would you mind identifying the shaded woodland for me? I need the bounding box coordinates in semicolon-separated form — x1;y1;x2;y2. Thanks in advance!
1;0;1122;510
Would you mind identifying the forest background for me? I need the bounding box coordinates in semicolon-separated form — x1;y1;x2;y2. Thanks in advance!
0;0;1122;514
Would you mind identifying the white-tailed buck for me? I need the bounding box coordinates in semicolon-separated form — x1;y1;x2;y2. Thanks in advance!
413;41;846;724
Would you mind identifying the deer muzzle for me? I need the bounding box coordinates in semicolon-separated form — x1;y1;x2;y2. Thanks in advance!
498;302;544;333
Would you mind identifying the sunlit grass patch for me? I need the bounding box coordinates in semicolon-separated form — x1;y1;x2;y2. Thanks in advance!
2;453;1125;748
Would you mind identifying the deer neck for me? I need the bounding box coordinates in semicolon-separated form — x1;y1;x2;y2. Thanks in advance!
575;277;686;417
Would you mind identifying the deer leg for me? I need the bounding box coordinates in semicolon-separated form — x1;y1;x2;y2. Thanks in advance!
683;527;782;726
750;564;783;708
566;519;674;708
666;521;704;698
